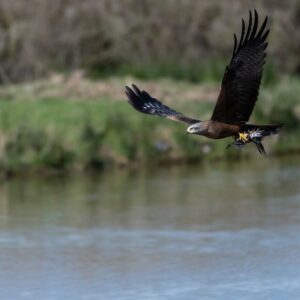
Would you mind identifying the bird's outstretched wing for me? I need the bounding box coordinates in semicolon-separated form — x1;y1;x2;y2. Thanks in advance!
125;84;200;125
211;10;269;124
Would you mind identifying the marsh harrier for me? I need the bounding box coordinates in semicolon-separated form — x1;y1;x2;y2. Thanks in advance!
125;10;282;155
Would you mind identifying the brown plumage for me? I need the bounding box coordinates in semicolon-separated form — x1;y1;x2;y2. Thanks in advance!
124;10;283;155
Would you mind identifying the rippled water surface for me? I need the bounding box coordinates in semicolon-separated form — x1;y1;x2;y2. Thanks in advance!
1;157;300;300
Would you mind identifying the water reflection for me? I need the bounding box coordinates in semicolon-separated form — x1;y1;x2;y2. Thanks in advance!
0;157;300;299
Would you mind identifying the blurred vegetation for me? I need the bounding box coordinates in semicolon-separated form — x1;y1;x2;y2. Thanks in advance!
0;77;298;176
0;0;299;83
0;0;299;176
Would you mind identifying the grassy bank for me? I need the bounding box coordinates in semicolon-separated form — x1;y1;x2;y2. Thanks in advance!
0;76;299;176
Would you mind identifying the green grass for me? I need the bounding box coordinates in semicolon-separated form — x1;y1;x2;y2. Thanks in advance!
89;60;279;86
0;75;299;176
0;97;213;174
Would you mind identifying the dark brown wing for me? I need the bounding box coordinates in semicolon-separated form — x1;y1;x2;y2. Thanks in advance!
125;84;200;125
211;10;269;124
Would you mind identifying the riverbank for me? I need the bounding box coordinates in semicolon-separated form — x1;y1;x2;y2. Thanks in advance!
0;74;299;176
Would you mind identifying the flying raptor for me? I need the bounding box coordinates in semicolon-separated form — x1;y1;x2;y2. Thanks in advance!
125;10;282;155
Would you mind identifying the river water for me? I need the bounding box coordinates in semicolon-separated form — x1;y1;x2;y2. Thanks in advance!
0;157;300;300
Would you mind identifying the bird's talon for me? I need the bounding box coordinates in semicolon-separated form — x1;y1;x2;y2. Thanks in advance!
237;132;249;142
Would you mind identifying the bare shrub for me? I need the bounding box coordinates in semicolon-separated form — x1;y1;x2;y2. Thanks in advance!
0;0;299;83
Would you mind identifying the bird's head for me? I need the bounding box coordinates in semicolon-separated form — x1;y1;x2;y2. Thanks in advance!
186;122;208;136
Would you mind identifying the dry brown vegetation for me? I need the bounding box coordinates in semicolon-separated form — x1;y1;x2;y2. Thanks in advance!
0;71;220;105
0;0;299;83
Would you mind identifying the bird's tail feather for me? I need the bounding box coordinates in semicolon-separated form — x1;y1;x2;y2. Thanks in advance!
230;123;283;155
242;123;283;137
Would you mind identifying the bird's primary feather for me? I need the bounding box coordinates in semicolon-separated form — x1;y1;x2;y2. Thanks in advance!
125;84;200;125
211;10;269;124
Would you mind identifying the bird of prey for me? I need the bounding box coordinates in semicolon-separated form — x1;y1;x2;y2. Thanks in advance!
125;10;282;155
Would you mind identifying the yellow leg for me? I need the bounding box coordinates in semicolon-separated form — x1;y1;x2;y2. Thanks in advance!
238;132;249;142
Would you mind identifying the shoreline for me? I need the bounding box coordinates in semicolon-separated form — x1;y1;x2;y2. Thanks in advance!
1;148;300;180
